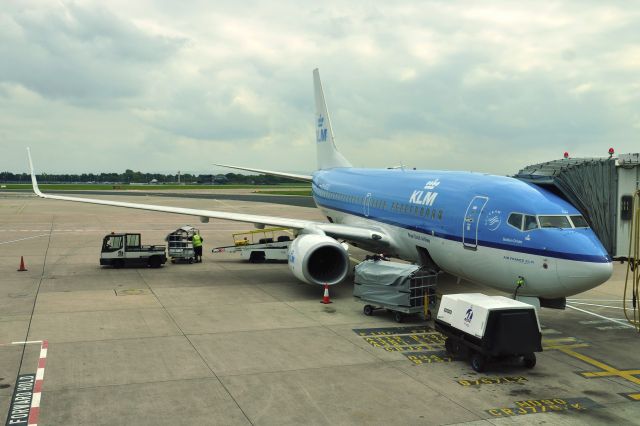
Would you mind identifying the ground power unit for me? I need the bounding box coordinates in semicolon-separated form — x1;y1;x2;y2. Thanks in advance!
435;293;542;372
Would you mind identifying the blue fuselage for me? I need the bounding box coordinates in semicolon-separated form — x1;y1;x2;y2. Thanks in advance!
311;168;612;298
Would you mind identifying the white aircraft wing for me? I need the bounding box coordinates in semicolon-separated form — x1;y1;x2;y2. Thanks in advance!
214;164;312;182
28;149;389;246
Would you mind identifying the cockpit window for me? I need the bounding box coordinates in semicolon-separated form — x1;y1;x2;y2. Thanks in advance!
538;215;572;229
523;215;538;230
508;213;523;230
570;215;589;228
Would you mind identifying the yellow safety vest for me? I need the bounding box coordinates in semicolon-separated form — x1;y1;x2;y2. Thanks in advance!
192;234;203;247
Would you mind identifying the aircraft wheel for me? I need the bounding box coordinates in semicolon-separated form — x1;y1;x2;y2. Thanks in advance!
363;305;374;316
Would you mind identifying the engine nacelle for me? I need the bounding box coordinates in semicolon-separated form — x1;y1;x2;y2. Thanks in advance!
288;234;349;285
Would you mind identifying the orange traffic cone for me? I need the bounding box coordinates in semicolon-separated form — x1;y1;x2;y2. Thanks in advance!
17;256;27;272
320;283;332;304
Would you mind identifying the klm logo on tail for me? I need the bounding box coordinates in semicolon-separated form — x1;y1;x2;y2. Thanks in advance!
316;115;328;143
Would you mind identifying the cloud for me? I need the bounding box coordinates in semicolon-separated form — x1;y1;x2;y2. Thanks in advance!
1;1;639;175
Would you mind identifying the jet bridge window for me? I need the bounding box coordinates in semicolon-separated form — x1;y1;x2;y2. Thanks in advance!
569;215;589;228
538;215;572;229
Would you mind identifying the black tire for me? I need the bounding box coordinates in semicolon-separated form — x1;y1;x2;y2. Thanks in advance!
444;338;454;354
393;311;403;323
471;352;487;372
188;258;194;264
523;353;536;369
363;305;374;316
148;256;162;268
112;259;125;269
249;251;266;264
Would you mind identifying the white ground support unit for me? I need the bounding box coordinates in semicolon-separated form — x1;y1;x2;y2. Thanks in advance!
212;238;292;263
435;293;542;372
100;233;167;268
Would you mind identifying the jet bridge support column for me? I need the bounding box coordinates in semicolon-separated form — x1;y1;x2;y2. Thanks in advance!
623;190;640;332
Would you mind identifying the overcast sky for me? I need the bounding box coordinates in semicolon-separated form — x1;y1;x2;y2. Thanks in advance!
1;1;638;175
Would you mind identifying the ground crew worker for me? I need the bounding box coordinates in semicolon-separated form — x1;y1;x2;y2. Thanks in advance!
192;232;204;263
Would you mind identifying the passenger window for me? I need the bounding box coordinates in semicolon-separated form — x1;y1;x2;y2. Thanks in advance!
508;213;523;230
420;207;425;216
438;210;443;220
524;215;538;230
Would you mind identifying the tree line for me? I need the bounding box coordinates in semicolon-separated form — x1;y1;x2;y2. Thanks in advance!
0;170;299;185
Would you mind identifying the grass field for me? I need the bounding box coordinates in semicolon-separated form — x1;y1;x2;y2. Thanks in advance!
0;183;311;191
253;190;312;196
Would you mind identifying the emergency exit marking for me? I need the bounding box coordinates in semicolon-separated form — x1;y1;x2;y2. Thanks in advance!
486;397;602;417
457;376;527;387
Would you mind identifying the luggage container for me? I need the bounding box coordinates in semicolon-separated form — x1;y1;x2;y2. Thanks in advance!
353;260;437;322
435;293;542;372
166;226;199;263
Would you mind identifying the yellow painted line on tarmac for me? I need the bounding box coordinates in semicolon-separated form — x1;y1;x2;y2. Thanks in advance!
543;335;640;399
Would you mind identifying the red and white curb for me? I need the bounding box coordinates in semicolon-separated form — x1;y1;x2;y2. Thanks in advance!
28;340;48;426
7;340;48;426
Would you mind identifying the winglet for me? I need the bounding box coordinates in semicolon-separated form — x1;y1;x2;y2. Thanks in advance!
26;148;44;197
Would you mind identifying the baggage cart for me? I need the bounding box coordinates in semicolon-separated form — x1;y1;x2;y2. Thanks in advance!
354;260;437;322
166;226;199;263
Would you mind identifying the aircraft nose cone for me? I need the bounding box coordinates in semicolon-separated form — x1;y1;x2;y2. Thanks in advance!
558;260;613;296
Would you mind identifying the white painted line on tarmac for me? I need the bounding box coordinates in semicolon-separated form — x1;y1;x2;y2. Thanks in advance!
11;340;43;345
568;301;626;310
0;234;50;245
566;304;635;329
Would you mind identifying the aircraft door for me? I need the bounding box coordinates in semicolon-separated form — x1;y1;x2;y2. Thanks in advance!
462;196;488;249
364;192;372;217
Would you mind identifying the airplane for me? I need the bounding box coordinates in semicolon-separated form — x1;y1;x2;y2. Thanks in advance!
26;68;613;309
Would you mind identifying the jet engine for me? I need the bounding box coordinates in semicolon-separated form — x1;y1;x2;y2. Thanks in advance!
288;234;349;285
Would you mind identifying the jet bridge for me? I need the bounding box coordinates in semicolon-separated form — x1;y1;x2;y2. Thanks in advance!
515;153;640;260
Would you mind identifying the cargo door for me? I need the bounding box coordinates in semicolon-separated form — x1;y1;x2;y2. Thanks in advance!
463;196;488;249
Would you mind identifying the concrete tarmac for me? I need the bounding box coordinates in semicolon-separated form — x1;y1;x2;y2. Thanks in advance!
0;192;639;425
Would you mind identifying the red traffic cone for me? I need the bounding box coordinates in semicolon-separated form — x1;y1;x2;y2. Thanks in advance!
17;256;27;272
320;283;332;304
